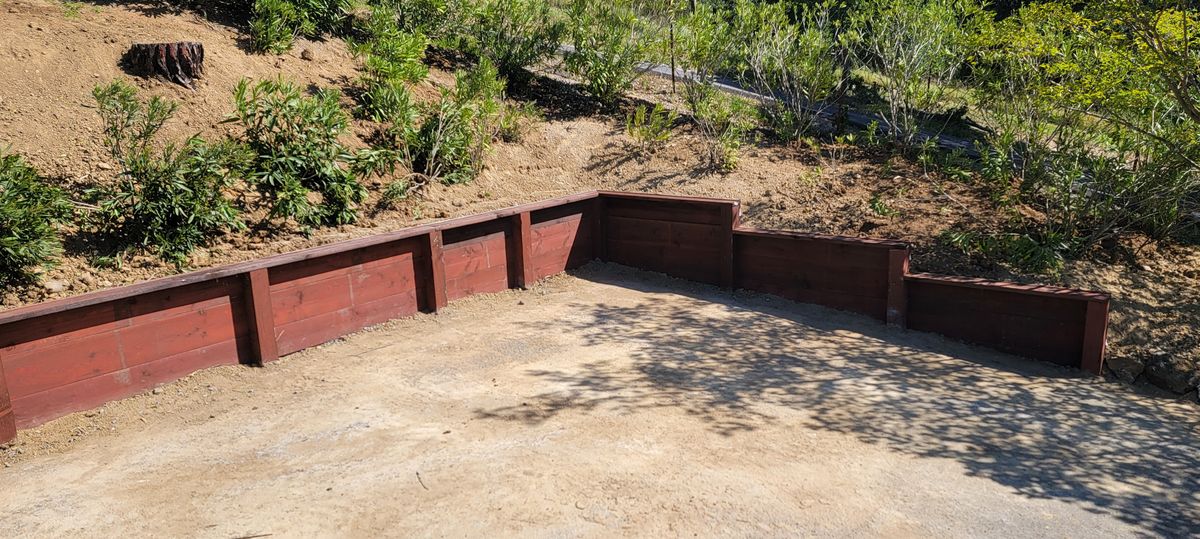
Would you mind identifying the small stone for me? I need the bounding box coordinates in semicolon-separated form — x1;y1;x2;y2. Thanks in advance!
151;387;163;395
1106;354;1145;384
300;48;314;61
43;279;68;293
96;162;113;171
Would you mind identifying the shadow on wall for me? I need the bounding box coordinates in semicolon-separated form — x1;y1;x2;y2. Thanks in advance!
476;267;1200;537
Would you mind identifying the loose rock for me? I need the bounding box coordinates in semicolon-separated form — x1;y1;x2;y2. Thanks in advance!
1143;350;1200;394
1106;354;1145;384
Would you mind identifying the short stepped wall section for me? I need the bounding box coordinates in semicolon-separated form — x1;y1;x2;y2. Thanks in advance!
0;191;1110;444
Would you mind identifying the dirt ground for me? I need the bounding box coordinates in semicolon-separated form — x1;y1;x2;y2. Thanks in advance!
1;264;1197;537
0;0;1195;391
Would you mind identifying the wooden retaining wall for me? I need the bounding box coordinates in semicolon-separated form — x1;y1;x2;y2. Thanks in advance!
0;191;1109;444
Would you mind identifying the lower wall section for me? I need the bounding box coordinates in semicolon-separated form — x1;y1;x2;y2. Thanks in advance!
733;230;901;321
904;274;1108;373
0;190;1110;444
0;278;253;427
603;195;734;286
270;238;426;356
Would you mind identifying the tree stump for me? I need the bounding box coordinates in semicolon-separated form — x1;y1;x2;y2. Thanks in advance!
126;42;205;89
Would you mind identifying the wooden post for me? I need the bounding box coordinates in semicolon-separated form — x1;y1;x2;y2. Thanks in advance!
243;268;279;365
591;196;607;261
886;249;910;327
1081;299;1109;376
719;203;738;289
0;356;15;444
424;230;448;311
509;212;536;289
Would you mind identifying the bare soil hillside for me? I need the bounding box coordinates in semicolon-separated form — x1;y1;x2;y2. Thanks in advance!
0;0;1195;396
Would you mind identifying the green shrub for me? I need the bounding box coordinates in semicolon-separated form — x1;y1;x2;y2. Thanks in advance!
383;60;506;184
229;78;367;228
849;0;986;145
625;103;676;155
969;2;1200;255
0;151;71;285
564;0;663;105
389;0;474;49
468;0;565;83
733;0;846;140
93;138;248;266
251;0;303;54
416;60;505;183
941;229;1064;274
92;81;244;265
691;86;757;171
352;8;429;121
250;0;352;53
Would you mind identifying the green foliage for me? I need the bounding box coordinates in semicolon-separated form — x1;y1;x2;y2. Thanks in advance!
969;1;1200;255
732;0;846;139
93;80;176;162
0;151;71;285
384;60;507;184
92;81;244;265
93;138;248;266
690;85;757;170
564;0;663;105
250;0;352;53
497;101;543;142
229;78;367;228
625;103;677;155
389;0;475;48
468;0;565;82
868;192;897;217
378;178;412;209
941;229;1064;274
61;1;83;18
352;8;429;121
849;0;986;145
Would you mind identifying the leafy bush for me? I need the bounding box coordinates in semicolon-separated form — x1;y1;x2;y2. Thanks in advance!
0;151;71;285
690;86;757;170
383;60;506;184
390;0;475;49
229;78;367;227
625;103;676;155
92;81;244;265
251;0;307;53
849;0;986;146
564;0;663;105
93;138;248;266
733;0;846;140
967;2;1200;257
251;0;352;53
468;0;565;83
940;228;1064;274
352;8;429;121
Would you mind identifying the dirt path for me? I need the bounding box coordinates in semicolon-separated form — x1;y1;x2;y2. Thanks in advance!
1;264;1196;537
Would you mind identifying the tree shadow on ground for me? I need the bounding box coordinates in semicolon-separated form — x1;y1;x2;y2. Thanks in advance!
477;266;1200;537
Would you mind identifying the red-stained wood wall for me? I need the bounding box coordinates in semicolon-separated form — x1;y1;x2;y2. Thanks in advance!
0;191;1110;444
